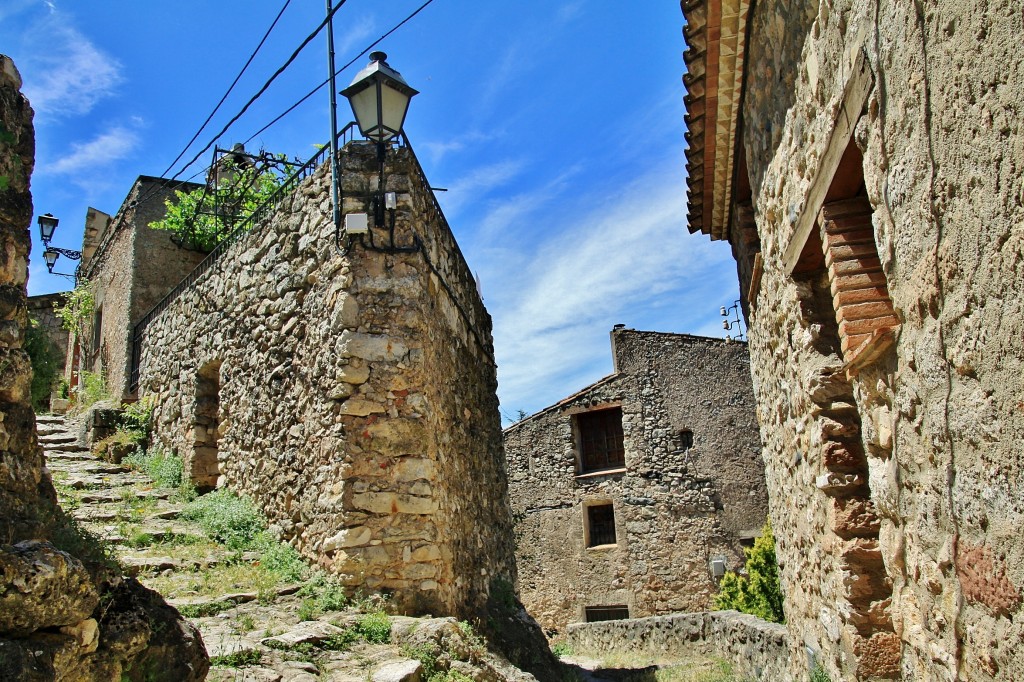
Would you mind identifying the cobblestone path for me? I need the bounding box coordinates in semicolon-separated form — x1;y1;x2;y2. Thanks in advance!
40;414;534;682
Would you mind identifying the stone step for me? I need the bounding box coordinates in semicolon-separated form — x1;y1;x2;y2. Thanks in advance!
72;508;119;522
35;415;65;424
80;489;170;503
121;551;256;574
39;434;79;445
46;451;93;462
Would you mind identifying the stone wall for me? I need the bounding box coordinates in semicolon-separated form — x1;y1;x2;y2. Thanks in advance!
27;291;68;380
79;177;205;400
565;611;788;680
0;53;206;681
138;142;518;620
503;329;767;634
707;1;1024;679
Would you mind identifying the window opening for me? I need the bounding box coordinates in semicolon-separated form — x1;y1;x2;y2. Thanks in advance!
586;503;617;547
91;306;102;356
585;605;629;622
577;407;625;473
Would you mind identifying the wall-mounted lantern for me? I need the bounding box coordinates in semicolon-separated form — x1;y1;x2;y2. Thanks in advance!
38;212;59;243
36;212;82;280
341;51;418;145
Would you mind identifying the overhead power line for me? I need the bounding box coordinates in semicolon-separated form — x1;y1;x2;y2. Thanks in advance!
155;0;294;183
245;0;437;146
168;0;349;185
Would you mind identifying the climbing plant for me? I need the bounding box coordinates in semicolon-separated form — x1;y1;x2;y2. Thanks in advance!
54;279;94;333
149;153;287;252
714;518;785;623
25;316;60;412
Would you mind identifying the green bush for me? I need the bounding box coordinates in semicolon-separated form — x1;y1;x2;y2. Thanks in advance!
355;610;391;644
180;489;265;549
256;535;308;583
714;519;785;623
75;370;111;412
25;316;61;412
124;447;184;489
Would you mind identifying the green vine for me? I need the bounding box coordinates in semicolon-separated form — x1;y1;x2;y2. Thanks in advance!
149;157;285;252
54;279;94;333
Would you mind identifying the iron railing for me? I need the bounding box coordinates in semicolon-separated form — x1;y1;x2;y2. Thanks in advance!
128;125;483;393
129;123;357;392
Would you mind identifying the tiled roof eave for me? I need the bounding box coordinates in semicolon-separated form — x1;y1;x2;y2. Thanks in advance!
681;0;750;241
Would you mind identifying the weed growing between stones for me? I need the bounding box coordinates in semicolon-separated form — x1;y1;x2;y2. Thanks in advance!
298;572;350;614
551;641;574;658
234;614;256;633
208;649;262;668
124;447;184;490
355;610;391;644
809;665;831;682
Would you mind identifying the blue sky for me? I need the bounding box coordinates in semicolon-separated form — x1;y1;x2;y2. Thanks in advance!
1;0;741;421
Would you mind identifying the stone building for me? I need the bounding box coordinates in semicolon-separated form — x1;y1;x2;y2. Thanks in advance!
681;1;1024;680
132;140;519;622
65;179;205;400
0;54;207;681
503;328;768;634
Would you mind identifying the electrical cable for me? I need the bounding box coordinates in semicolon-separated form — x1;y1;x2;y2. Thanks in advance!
244;0;437;146
168;0;349;186
128;1;296;212
155;0;293;183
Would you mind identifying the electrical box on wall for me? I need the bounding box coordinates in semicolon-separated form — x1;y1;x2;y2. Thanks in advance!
710;557;727;578
345;213;369;235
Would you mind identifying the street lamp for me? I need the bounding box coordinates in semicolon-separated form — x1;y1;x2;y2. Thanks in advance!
36;212;82;280
341;51;418;145
341;52;418;230
38;213;59;242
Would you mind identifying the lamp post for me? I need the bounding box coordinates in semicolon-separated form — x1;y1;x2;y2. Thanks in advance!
37;213;82;281
341;52;418;228
720;300;745;342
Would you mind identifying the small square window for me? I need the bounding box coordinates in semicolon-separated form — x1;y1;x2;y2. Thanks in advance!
585;605;629;622
586;503;617;547
576;407;625;473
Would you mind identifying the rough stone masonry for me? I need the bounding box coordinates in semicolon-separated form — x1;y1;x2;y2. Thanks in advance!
504;329;767;634
137;142;519;623
681;1;1024;680
0;55;207;681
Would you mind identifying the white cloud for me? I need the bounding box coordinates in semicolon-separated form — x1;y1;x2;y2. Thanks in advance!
337;15;375;56
21;25;122;118
439;158;527;216
557;1;585;23
482;157;738;416
47;124;139;175
473;165;580;241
